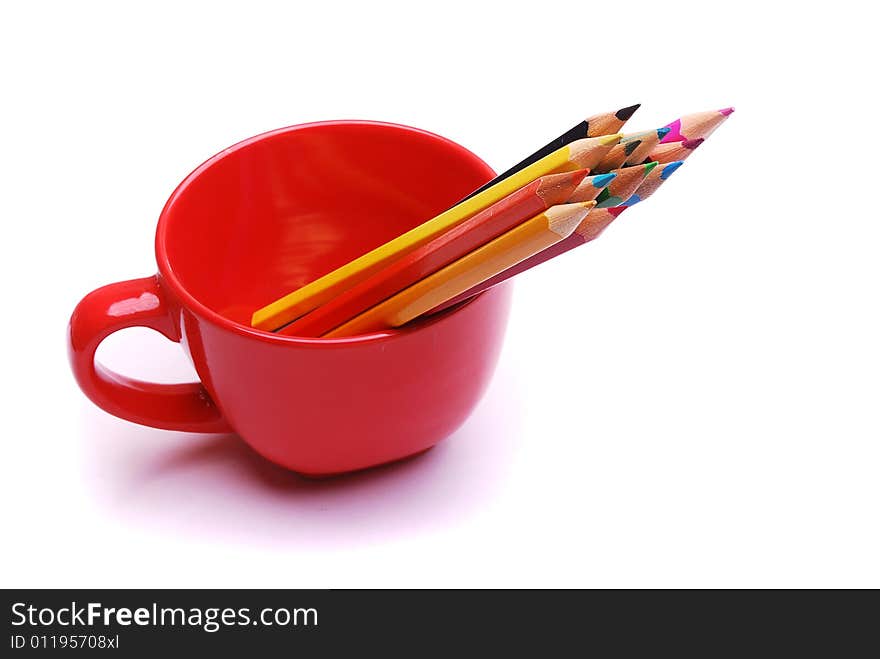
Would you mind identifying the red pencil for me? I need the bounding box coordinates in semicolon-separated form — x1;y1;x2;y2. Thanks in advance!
277;169;593;337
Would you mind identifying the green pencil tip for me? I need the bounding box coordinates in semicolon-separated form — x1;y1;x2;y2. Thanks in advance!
643;161;659;174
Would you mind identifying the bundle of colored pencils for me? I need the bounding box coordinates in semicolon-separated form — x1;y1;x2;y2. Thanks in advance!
252;105;734;337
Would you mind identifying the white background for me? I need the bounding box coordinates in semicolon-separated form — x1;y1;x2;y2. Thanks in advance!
2;1;878;588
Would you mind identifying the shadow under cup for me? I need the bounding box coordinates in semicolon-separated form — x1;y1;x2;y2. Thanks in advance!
73;121;513;476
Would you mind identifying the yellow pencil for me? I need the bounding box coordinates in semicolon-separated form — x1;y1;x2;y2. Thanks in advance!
325;202;596;337
251;135;622;330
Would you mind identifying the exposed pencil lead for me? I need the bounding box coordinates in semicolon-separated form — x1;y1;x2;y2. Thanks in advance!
591;173;617;188
599;133;623;145
616;103;640;120
660;161;684;179
623;140;642;156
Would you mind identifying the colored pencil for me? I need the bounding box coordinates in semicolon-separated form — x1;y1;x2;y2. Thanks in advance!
593;162;657;208
460;104;639;200
593;128;669;173
648;137;703;164
560;172;619;205
430;208;624;316
251;134;622;331
622;128;670;167
277;170;607;337
430;160;686;314
621;160;684;206
324;203;596;337
661;107;734;143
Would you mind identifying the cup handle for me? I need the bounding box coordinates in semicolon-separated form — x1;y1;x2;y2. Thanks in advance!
67;275;231;433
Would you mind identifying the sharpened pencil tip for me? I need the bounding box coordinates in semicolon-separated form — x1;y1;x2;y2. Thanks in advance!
719;107;735;116
546;201;597;236
660;161;684;179
623;140;642;156
657;127;671;138
683;138;704;149
643;161;659;174
616;104;640;120
591;173;617;188
599;133;623;145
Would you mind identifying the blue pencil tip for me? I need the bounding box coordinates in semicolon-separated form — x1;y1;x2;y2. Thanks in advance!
657;127;671;138
592;173;617;188
660;161;684;180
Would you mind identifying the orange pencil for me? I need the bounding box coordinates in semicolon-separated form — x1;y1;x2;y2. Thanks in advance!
324;203;596;337
278;170;610;337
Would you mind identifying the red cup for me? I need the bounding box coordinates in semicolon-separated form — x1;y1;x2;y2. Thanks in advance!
68;121;512;476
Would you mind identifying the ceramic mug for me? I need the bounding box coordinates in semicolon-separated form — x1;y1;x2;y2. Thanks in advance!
68;121;512;476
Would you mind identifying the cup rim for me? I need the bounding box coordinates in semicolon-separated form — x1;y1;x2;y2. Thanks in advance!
154;119;497;346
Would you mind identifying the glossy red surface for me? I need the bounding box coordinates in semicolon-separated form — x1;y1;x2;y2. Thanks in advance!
68;121;512;475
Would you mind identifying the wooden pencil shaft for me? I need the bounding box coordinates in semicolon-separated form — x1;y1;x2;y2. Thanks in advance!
622;129;668;167
565;172;618;203
622;161;683;205
594;128;667;173
662;108;734;142
648;139;703;164
594;162;656;208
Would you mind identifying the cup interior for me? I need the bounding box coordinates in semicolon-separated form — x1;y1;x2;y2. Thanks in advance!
157;121;494;330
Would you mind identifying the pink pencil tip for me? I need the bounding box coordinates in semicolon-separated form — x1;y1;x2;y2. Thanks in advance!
719;107;735;116
683;138;704;149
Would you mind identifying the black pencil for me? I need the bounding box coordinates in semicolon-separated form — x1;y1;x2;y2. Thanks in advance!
459;103;640;200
